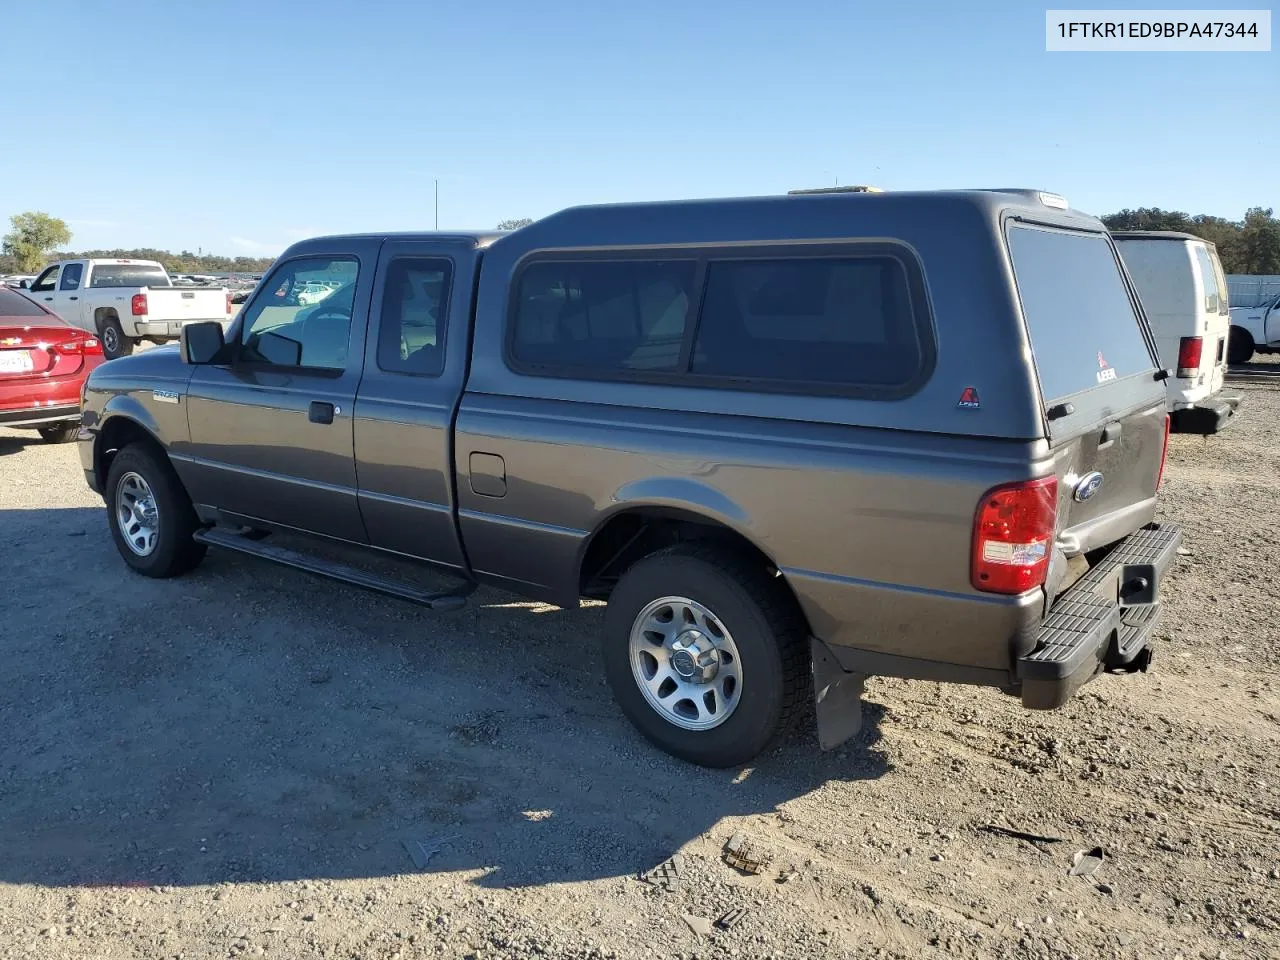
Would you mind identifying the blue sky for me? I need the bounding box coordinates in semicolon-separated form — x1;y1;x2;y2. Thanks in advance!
0;0;1273;256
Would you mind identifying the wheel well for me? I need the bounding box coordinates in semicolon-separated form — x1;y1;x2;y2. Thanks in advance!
93;307;119;332
579;507;808;614
1229;325;1254;343
95;417;164;490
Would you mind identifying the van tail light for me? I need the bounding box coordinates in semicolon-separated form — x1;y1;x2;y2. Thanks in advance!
1157;414;1170;489
131;293;148;316
971;476;1058;595
1176;336;1203;377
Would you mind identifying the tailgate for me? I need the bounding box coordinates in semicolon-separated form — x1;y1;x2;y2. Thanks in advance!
144;287;226;321
1006;223;1169;579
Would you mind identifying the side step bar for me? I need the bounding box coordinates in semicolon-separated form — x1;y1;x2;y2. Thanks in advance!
193;527;475;611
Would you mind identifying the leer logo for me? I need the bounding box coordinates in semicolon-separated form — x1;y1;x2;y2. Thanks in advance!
1098;350;1109;369
957;386;981;409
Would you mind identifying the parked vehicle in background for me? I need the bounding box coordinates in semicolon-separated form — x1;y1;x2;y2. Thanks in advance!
0;287;105;442
1112;231;1240;433
1227;292;1280;364
78;189;1180;768
23;259;231;360
1227;275;1280;311
2;275;35;289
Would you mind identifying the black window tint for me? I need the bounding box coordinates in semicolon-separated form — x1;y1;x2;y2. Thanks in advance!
691;256;922;387
377;258;452;376
1007;226;1155;403
30;267;58;292
59;263;83;290
512;259;695;372
88;265;171;288
0;288;57;319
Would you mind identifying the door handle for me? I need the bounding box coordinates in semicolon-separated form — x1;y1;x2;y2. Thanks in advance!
308;401;335;424
68;295;78;301
43;297;53;301
1098;421;1122;449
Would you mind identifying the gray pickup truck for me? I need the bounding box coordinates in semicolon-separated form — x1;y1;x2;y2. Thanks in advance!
79;188;1181;768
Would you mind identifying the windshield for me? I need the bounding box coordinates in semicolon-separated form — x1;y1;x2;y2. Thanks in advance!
1007;225;1155;404
89;264;172;288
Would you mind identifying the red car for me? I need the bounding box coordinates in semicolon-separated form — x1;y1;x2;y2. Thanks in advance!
0;287;105;443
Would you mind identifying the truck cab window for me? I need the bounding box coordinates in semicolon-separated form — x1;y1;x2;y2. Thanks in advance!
376;258;453;376
59;263;83;291
30;267;58;292
239;257;359;370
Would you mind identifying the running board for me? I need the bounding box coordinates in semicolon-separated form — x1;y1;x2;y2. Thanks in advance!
193;527;475;611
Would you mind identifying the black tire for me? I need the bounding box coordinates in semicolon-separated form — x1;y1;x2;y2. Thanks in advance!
99;316;134;360
602;543;810;768
38;423;80;444
1228;327;1254;366
104;442;206;578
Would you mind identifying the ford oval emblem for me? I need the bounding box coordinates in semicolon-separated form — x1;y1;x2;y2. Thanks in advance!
1073;472;1105;503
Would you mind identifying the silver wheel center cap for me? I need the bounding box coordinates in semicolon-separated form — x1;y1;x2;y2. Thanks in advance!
670;630;719;683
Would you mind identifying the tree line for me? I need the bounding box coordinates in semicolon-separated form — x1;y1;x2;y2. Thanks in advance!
5;208;1279;277
1101;206;1280;275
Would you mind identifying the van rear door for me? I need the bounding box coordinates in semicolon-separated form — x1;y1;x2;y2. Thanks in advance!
1192;242;1231;396
1006;223;1169;591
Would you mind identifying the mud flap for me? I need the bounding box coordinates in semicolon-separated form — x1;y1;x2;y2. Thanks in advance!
810;637;867;751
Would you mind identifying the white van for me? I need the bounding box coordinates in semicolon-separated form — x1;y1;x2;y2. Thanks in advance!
1112;231;1241;434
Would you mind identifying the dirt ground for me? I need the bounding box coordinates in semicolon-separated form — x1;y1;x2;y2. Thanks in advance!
1;361;1278;960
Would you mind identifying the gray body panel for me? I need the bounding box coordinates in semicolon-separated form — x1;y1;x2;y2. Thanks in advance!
79;191;1170;692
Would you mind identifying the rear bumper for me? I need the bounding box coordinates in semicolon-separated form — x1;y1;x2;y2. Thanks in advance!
1170;395;1241;435
126;318;227;339
0;404;81;428
1018;522;1182;709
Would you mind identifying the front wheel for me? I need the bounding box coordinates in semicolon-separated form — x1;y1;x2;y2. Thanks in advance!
105;442;206;577
602;544;810;768
99;316;134;360
38;423;80;444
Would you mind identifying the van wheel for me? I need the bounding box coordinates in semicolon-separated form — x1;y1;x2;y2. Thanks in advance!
105;442;206;577
602;543;809;768
1228;328;1254;365
99;316;134;360
38;423;80;444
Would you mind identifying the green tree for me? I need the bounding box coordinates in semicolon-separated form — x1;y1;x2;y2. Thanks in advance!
1239;207;1280;275
2;211;72;272
497;218;534;230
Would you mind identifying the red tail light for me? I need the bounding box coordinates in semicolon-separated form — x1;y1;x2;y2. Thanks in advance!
1157;414;1170;489
226;292;233;315
971;477;1058;595
131;293;148;316
1176;336;1203;378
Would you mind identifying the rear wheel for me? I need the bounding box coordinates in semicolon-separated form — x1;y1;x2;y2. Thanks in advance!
602;543;809;768
105;442;206;577
1228;327;1254;365
38;423;79;444
99;316;134;360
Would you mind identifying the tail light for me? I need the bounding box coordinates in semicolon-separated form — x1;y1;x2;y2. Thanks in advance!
971;476;1058;595
53;338;102;356
226;292;233;315
131;293;148;316
1176;336;1203;378
1157;414;1170;489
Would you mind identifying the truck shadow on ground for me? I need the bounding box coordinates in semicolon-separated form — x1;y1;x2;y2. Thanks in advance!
0;507;890;891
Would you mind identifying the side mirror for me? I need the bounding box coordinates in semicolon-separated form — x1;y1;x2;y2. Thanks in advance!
181;321;226;365
18;279;29;289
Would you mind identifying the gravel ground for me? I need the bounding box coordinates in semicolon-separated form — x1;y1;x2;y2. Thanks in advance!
1;360;1278;960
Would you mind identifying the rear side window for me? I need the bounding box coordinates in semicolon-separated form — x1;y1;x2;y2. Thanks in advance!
1193;245;1228;316
0;288;57;319
376;257;453;376
692;256;922;388
512;259;695;372
89;265;171;288
1007;225;1154;403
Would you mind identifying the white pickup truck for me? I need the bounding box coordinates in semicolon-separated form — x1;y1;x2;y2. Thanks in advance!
24;259;231;359
1228;293;1280;364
